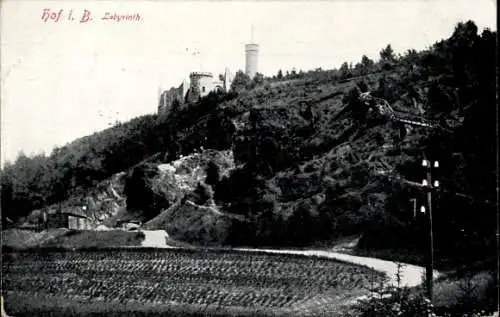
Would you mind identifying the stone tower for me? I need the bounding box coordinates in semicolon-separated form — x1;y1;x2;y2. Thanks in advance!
245;44;259;79
189;72;214;98
245;26;259;79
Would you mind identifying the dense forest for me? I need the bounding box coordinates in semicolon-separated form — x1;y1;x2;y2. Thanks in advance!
1;21;497;265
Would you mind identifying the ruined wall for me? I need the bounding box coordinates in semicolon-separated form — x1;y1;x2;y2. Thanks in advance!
158;80;189;115
224;67;233;91
158;69;233;115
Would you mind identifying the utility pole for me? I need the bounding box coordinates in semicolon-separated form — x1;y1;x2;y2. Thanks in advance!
421;159;439;300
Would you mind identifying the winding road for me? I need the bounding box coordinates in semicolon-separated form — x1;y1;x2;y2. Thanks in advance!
140;229;172;248
140;230;439;288
235;248;439;288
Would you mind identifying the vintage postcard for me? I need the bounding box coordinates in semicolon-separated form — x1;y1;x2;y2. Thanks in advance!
1;1;497;316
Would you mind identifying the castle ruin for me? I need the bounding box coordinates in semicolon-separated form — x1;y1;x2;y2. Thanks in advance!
158;38;259;115
158;68;233;115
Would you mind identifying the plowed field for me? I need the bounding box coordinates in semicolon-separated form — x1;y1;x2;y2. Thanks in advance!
2;248;384;316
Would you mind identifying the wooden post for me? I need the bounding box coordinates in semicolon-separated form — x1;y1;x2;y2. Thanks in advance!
426;173;434;301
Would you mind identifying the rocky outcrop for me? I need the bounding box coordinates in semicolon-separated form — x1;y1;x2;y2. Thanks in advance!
138;149;236;245
128;149;234;211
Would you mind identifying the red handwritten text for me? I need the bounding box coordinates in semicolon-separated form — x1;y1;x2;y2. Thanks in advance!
41;8;63;22
40;9;142;23
80;10;92;23
101;12;142;22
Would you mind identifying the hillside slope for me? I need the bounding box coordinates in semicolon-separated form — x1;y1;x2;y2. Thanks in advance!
20;149;235;238
209;22;496;262
2;21;496;262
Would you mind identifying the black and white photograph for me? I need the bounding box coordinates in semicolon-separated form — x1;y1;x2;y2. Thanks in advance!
0;1;498;316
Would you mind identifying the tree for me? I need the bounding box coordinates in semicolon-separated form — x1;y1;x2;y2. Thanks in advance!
230;70;251;92
339;62;351;79
356;79;369;93
286;200;318;245
406;48;417;57
376;74;393;101
188;182;212;205
360;55;375;74
252;72;264;87
171;98;180;112
277;69;283;79
124;164;168;217
205;161;221;186
380;44;395;61
166;133;181;161
450;20;479;48
379;44;396;70
449;20;480;92
1;174;14;227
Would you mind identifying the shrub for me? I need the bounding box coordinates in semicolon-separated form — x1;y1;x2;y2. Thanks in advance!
347;263;438;317
350;287;436;317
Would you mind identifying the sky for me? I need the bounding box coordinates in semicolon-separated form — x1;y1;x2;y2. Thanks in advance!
0;0;496;166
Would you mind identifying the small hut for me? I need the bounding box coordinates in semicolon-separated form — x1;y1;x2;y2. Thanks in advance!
46;207;92;230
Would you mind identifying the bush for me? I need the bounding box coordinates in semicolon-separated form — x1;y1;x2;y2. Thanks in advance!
350;286;436;317
347;264;437;317
124;164;169;217
348;264;497;317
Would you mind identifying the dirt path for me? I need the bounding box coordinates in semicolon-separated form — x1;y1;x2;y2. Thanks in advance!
234;248;440;288
140;230;172;248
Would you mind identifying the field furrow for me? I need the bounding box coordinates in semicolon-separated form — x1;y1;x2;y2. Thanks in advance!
2;249;384;316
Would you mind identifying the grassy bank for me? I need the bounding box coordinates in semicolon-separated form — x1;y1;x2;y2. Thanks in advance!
2;229;145;251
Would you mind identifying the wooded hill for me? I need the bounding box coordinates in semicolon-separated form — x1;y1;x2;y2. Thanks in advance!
1;21;496;264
